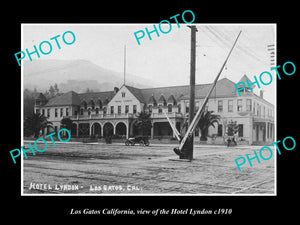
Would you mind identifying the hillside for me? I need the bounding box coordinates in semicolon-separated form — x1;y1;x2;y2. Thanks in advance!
23;59;158;93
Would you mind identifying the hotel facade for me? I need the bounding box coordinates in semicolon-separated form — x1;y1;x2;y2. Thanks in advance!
34;75;275;145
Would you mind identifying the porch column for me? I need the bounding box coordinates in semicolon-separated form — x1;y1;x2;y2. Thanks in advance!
249;118;253;145
126;122;129;139
113;123;116;135
151;122;154;139
89;123;92;136
101;124;104;138
76;123;79;136
172;119;176;138
267;122;270;141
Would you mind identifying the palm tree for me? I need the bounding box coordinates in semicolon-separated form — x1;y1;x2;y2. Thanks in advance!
24;113;53;138
133;111;152;136
60;117;73;131
197;110;220;141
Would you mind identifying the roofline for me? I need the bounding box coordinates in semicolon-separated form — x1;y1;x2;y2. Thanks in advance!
252;93;274;107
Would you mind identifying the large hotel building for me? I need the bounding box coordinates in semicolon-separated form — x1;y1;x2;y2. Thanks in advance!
34;75;275;145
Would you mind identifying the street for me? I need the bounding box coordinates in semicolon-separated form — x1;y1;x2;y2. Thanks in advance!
22;142;275;195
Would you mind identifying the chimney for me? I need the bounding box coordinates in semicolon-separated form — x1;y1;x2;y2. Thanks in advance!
260;90;264;98
114;87;119;94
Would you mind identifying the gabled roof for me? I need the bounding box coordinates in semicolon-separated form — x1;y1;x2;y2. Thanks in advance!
180;78;238;100
148;95;157;104
45;91;81;106
167;94;177;104
237;74;255;89
238;74;252;83
41;77;256;107
34;92;47;100
139;84;189;104
78;91;115;103
158;94;166;103
124;85;145;103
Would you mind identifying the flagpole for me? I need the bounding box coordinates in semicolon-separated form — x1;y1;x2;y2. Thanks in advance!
124;45;126;85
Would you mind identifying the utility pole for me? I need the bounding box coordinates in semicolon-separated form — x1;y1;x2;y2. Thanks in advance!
181;25;198;160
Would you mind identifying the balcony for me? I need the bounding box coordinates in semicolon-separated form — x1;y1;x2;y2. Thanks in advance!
69;113;135;121
151;112;183;118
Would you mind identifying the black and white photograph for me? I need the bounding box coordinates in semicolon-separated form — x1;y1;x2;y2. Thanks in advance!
21;23;276;196
3;4;299;221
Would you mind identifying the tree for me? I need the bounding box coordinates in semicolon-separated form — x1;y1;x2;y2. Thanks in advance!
133;111;152;136
225;120;239;136
49;85;55;98
60;117;73;132
197;110;220;141
54;83;59;95
24;113;53;138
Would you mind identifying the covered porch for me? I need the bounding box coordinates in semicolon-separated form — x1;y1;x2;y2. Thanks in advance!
252;118;275;145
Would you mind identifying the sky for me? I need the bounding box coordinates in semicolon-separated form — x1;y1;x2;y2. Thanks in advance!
22;23;276;104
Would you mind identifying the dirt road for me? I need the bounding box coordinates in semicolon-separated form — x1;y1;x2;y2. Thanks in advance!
22;142;275;195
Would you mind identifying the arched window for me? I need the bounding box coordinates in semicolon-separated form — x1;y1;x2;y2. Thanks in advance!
82;101;87;110
167;104;172;113
98;99;102;109
90;100;95;110
158;105;162;114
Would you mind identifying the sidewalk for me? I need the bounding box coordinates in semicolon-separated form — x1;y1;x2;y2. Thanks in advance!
23;139;261;150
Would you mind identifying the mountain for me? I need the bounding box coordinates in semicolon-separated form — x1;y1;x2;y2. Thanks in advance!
23;59;159;93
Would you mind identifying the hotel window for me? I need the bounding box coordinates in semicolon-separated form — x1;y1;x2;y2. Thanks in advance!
228;100;233;112
121;92;126;98
42;109;45;116
125;105;129;114
55;108;58;117
133;105;137;114
148;105;152;114
158;105;162;114
47;109;50;117
218;100;223;112
237;99;242;112
95;108;99;114
168;104;172;113
178;104;181;113
238;124;243;137
110;106;114;114
262;106;265;117
186;102;189;113
217;124;223;137
60;108;63;117
88;108;91;116
66;108;69;116
80;108;83;115
103;107;107;115
246;99;252;112
253;102;256;115
118;105;121;114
